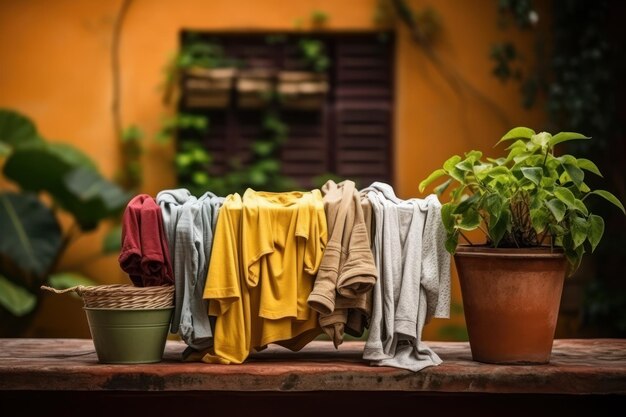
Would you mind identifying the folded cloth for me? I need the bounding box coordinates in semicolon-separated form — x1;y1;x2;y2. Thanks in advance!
118;194;174;287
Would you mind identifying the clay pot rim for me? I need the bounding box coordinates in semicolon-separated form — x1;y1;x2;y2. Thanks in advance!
454;244;565;259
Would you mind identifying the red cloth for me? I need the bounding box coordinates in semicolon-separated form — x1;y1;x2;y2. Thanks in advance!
118;194;174;287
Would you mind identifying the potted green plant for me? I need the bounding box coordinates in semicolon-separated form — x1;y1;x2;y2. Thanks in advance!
419;127;625;364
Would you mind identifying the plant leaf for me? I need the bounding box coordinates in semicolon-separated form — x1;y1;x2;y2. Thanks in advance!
521;167;543;186
441;202;457;233
62;167;131;230
563;163;584;187
496;126;536;146
530;208;549;234
588;190;626;214
577;158;603;177
0;109;42;153
455;159;474;172
457;208;480;231
489;209;510;247
571;215;588;249
549;132;590;147
453;194;480;214
0;192;62;277
587;214;604;253
445;232;459;254
419;169;447;193
553;187;588;215
433;178;452;196
0;274;36;317
545;199;566;222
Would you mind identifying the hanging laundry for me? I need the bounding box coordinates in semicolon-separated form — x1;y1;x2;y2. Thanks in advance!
157;189;224;354
118;194;174;287
308;180;378;347
362;182;450;372
201;189;327;364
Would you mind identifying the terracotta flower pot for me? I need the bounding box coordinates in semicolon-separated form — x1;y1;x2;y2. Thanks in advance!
454;246;567;364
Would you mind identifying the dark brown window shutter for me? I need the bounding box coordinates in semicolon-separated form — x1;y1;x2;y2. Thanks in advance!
179;33;394;191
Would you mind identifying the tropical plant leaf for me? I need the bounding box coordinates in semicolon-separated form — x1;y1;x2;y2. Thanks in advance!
577;158;603;177
0;192;62;277
530;207;550;234
457;208;480;231
433;178;452;196
489;209;510;247
549;131;590;147
0;109;42;153
553;187;588;215
570;216;588;249
443;155;462;172
496;126;535;145
2;142;96;209
563;163;584;187
0;274;36;317
419;168;446;193
588;190;626;214
453;194;480;214
587;214;604;253
61;167;131;230
521;167;542;185
440;202;457;233
545;199;566;222
445;232;459;254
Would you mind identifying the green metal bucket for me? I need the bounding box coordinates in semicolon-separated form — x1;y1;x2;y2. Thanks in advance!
84;307;173;364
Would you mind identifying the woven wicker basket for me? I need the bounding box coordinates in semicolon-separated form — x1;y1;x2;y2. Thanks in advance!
41;284;175;309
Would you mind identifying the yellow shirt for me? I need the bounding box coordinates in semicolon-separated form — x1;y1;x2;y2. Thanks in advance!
202;190;327;364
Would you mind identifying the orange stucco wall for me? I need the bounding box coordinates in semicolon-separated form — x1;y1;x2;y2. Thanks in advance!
0;0;546;339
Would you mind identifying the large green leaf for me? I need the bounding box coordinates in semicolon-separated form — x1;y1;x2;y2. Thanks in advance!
0;274;36;316
496;126;536;146
3;142;95;198
588;190;626;214
549;131;590;147
4;142;129;230
0;192;62;277
62;167;131;230
587;214;604;253
0;109;42;154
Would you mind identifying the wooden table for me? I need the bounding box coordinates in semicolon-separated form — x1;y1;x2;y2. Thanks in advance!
1;339;624;416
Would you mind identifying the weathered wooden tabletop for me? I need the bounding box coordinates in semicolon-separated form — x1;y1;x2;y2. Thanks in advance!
1;338;625;394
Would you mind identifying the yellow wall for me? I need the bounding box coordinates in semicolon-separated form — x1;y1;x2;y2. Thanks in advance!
0;0;546;339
